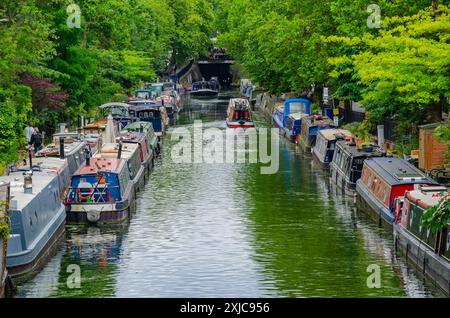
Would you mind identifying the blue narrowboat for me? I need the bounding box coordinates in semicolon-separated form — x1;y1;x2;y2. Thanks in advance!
273;99;311;138
65;158;135;224
0;182;9;297
356;157;438;226
99;103;134;130
285;113;309;144
128;100;169;137
190;80;220;97
1;159;67;278
299;114;336;152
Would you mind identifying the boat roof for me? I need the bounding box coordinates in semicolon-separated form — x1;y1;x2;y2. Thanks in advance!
17;156;68;174
74;158;125;176
120;131;147;143
121;121;154;132
94;142;139;160
99;102;129;110
285;98;310;106
406;186;449;208
288;112;309;120
38;140;85;157
303;114;335;127
364;157;438;186
0;171;59;211
335;140;386;158
84;120;108;129
318;129;353;141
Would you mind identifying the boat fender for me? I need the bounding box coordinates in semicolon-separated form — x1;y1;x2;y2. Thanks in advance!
87;210;101;223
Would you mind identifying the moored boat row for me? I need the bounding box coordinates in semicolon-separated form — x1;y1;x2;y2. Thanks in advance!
0;81;177;289
268;95;450;294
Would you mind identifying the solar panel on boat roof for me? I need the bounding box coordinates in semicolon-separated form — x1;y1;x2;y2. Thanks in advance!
393;172;426;180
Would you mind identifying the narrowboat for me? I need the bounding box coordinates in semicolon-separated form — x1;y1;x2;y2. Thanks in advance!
94;142;145;193
272;98;311;137
36;132;89;177
1;159;67;278
65;158;135;224
99;103;133;130
190;80;220;97
128;100;168;137
0;181;9;297
394;185;450;294
285;113;309;144
330;140;386;194
356;157;438;226
121;121;161;156
120;131;155;179
83;119;120;142
226;98;255;129
311;129;353;168
299;114;335;152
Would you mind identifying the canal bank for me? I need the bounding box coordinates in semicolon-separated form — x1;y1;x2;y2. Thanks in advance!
14;91;444;297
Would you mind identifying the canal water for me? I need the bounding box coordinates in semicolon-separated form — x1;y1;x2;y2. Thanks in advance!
16;91;444;297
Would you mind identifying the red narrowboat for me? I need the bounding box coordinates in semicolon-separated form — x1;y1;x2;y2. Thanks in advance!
226;98;255;129
356;157;438;226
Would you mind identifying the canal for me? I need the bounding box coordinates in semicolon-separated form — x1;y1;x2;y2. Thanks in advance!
16;91;443;297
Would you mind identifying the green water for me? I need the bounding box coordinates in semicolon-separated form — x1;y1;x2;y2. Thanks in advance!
15;91;443;297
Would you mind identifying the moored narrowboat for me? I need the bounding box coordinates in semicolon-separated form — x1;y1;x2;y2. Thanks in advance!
128;100;168;137
2;160;67;279
99;103;134;130
356;157;438;226
285;113;309;144
299;114;335;152
121;121;161;156
330;140;386;193
120;131;155;179
272;98;311;136
311;129;353;168
394;186;450;294
65;158;135;224
0;181;10;297
226;98;255;129
94;142;145;193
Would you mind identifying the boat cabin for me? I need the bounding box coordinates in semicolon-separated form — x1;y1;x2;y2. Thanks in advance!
299;114;335;151
120;131;154;174
273;98;311;130
99;103;133;130
190;81;220;97
94;143;142;183
285;113;309;144
330;140;386;191
312;129;353;167
128;100;168;136
121;121;160;154
226;98;254;129
356;157;438;224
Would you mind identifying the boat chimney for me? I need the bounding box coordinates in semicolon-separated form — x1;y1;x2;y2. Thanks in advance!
59;137;65;159
28;147;33;170
59;123;66;134
84;147;91;167
140;124;144;133
117;139;123;159
23;171;33;194
377;124;385;149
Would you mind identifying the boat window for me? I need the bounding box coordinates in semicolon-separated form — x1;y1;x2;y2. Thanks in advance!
289;102;307;114
371;177;378;191
383;187;388;202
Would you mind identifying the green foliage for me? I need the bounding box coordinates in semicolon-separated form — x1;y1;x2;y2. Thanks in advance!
421;195;450;233
0;0;213;170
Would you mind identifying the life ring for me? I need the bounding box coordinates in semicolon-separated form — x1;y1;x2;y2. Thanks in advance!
78;188;94;202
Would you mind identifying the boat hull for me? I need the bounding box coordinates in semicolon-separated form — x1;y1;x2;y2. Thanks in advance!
394;224;450;295
226;121;255;129
355;180;395;227
66;207;131;224
330;162;357;195
7;207;66;280
190;90;219;97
